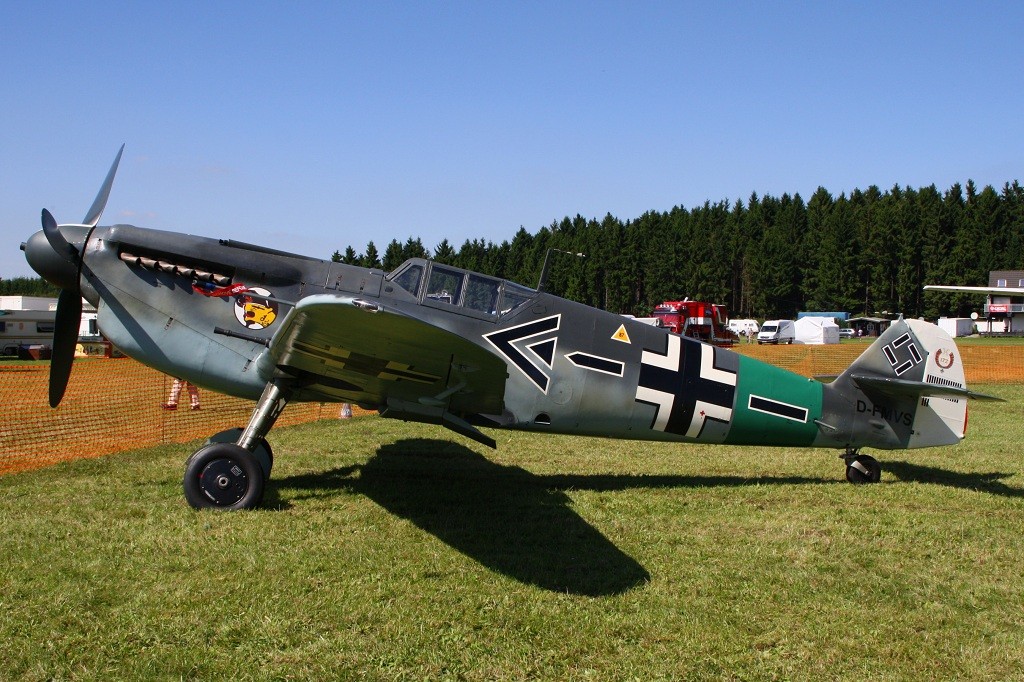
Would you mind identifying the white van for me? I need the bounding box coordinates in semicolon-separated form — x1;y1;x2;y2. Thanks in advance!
728;319;760;337
757;320;795;344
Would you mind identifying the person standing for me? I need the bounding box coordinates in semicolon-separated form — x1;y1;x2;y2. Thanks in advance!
163;378;200;411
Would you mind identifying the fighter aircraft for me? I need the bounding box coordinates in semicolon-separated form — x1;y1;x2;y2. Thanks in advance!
22;148;1000;510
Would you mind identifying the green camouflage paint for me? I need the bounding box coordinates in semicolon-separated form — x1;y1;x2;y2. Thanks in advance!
726;354;822;446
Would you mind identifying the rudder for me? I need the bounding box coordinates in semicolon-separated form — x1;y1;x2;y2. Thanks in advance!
833;318;970;448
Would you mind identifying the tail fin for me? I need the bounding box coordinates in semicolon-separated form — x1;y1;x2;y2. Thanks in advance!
831;318;999;449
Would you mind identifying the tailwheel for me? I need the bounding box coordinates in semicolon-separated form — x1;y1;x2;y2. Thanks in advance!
206;427;273;480
184;442;265;510
844;453;882;484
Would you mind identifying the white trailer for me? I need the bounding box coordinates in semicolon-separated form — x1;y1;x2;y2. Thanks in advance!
937;317;975;338
0;305;99;355
0;309;56;355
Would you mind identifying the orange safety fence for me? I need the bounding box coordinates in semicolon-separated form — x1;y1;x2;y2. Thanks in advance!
2;343;1022;476
731;343;1024;383
0;358;366;476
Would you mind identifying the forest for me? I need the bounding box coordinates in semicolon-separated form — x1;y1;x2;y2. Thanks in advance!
6;180;1022;322
0;277;59;298
334;180;1024;321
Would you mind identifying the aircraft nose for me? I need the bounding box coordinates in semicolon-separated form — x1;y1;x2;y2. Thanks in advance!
23;226;87;291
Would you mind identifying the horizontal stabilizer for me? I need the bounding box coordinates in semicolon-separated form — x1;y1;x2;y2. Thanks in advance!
850;373;1004;402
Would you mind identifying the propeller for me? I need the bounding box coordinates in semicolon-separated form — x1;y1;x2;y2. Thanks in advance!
24;145;124;407
41;207;78;265
49;289;83;407
83;144;123;228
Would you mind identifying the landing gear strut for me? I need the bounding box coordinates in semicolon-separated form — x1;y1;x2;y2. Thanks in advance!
183;380;292;510
842;449;881;484
205;428;274;479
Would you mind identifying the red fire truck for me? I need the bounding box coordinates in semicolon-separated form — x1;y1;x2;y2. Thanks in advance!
651;299;739;346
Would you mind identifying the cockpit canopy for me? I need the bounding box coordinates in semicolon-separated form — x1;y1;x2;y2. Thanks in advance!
387;259;535;318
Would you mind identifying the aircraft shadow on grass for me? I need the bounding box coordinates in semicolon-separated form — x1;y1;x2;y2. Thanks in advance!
267;443;1024;595
270;439;829;596
884;461;1024;498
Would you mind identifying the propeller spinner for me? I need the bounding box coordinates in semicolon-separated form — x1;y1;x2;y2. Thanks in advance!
22;145;124;407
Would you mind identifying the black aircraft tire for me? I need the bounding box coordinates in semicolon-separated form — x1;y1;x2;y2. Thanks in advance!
184;443;265;510
205;428;273;480
255;440;273;480
845;455;882;484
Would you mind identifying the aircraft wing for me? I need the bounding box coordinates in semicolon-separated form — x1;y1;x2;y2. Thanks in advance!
263;294;508;428
923;285;1024;295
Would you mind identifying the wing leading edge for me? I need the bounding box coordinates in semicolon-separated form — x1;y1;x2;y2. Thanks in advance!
923;284;1024;296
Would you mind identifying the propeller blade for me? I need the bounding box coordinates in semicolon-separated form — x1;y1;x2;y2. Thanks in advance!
49;289;83;407
82;143;125;227
41;208;78;264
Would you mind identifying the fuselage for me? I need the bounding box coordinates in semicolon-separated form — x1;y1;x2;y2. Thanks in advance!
29;222;951;452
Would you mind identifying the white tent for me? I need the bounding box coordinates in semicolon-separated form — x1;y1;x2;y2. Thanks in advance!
794;316;840;344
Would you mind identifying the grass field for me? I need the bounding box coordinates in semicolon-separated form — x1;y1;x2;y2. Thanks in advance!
2;385;1024;680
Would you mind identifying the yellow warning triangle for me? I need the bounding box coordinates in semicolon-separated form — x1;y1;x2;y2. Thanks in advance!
612;324;631;344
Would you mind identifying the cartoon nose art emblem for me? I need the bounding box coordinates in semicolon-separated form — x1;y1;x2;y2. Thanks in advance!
234;287;278;330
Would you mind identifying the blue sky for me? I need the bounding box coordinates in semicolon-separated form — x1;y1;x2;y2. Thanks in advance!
3;2;1022;278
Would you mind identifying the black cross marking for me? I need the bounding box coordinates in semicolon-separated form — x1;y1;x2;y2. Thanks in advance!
634;335;737;438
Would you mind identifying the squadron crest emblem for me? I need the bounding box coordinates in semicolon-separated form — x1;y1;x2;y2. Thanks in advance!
234;287;278;330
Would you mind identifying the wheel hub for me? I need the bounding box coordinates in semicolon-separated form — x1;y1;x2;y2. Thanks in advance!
198;458;250;505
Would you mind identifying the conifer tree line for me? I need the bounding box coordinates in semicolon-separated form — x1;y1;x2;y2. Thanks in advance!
0;277;60;298
336;180;1024;321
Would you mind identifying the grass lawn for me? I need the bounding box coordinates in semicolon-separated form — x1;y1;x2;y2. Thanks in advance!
2;385;1023;680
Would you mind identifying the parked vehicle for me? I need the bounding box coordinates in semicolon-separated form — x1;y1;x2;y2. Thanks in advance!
0;309;56;355
757;320;795;344
651;299;738;346
839;328;855;339
1;307;100;356
728;319;760;337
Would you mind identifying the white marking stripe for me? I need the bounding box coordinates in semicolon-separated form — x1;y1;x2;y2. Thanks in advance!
700;344;737;386
686;400;732;438
636;386;674;432
641;333;680;370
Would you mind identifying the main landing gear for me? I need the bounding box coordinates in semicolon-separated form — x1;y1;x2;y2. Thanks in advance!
183;381;291;510
842;448;881;484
